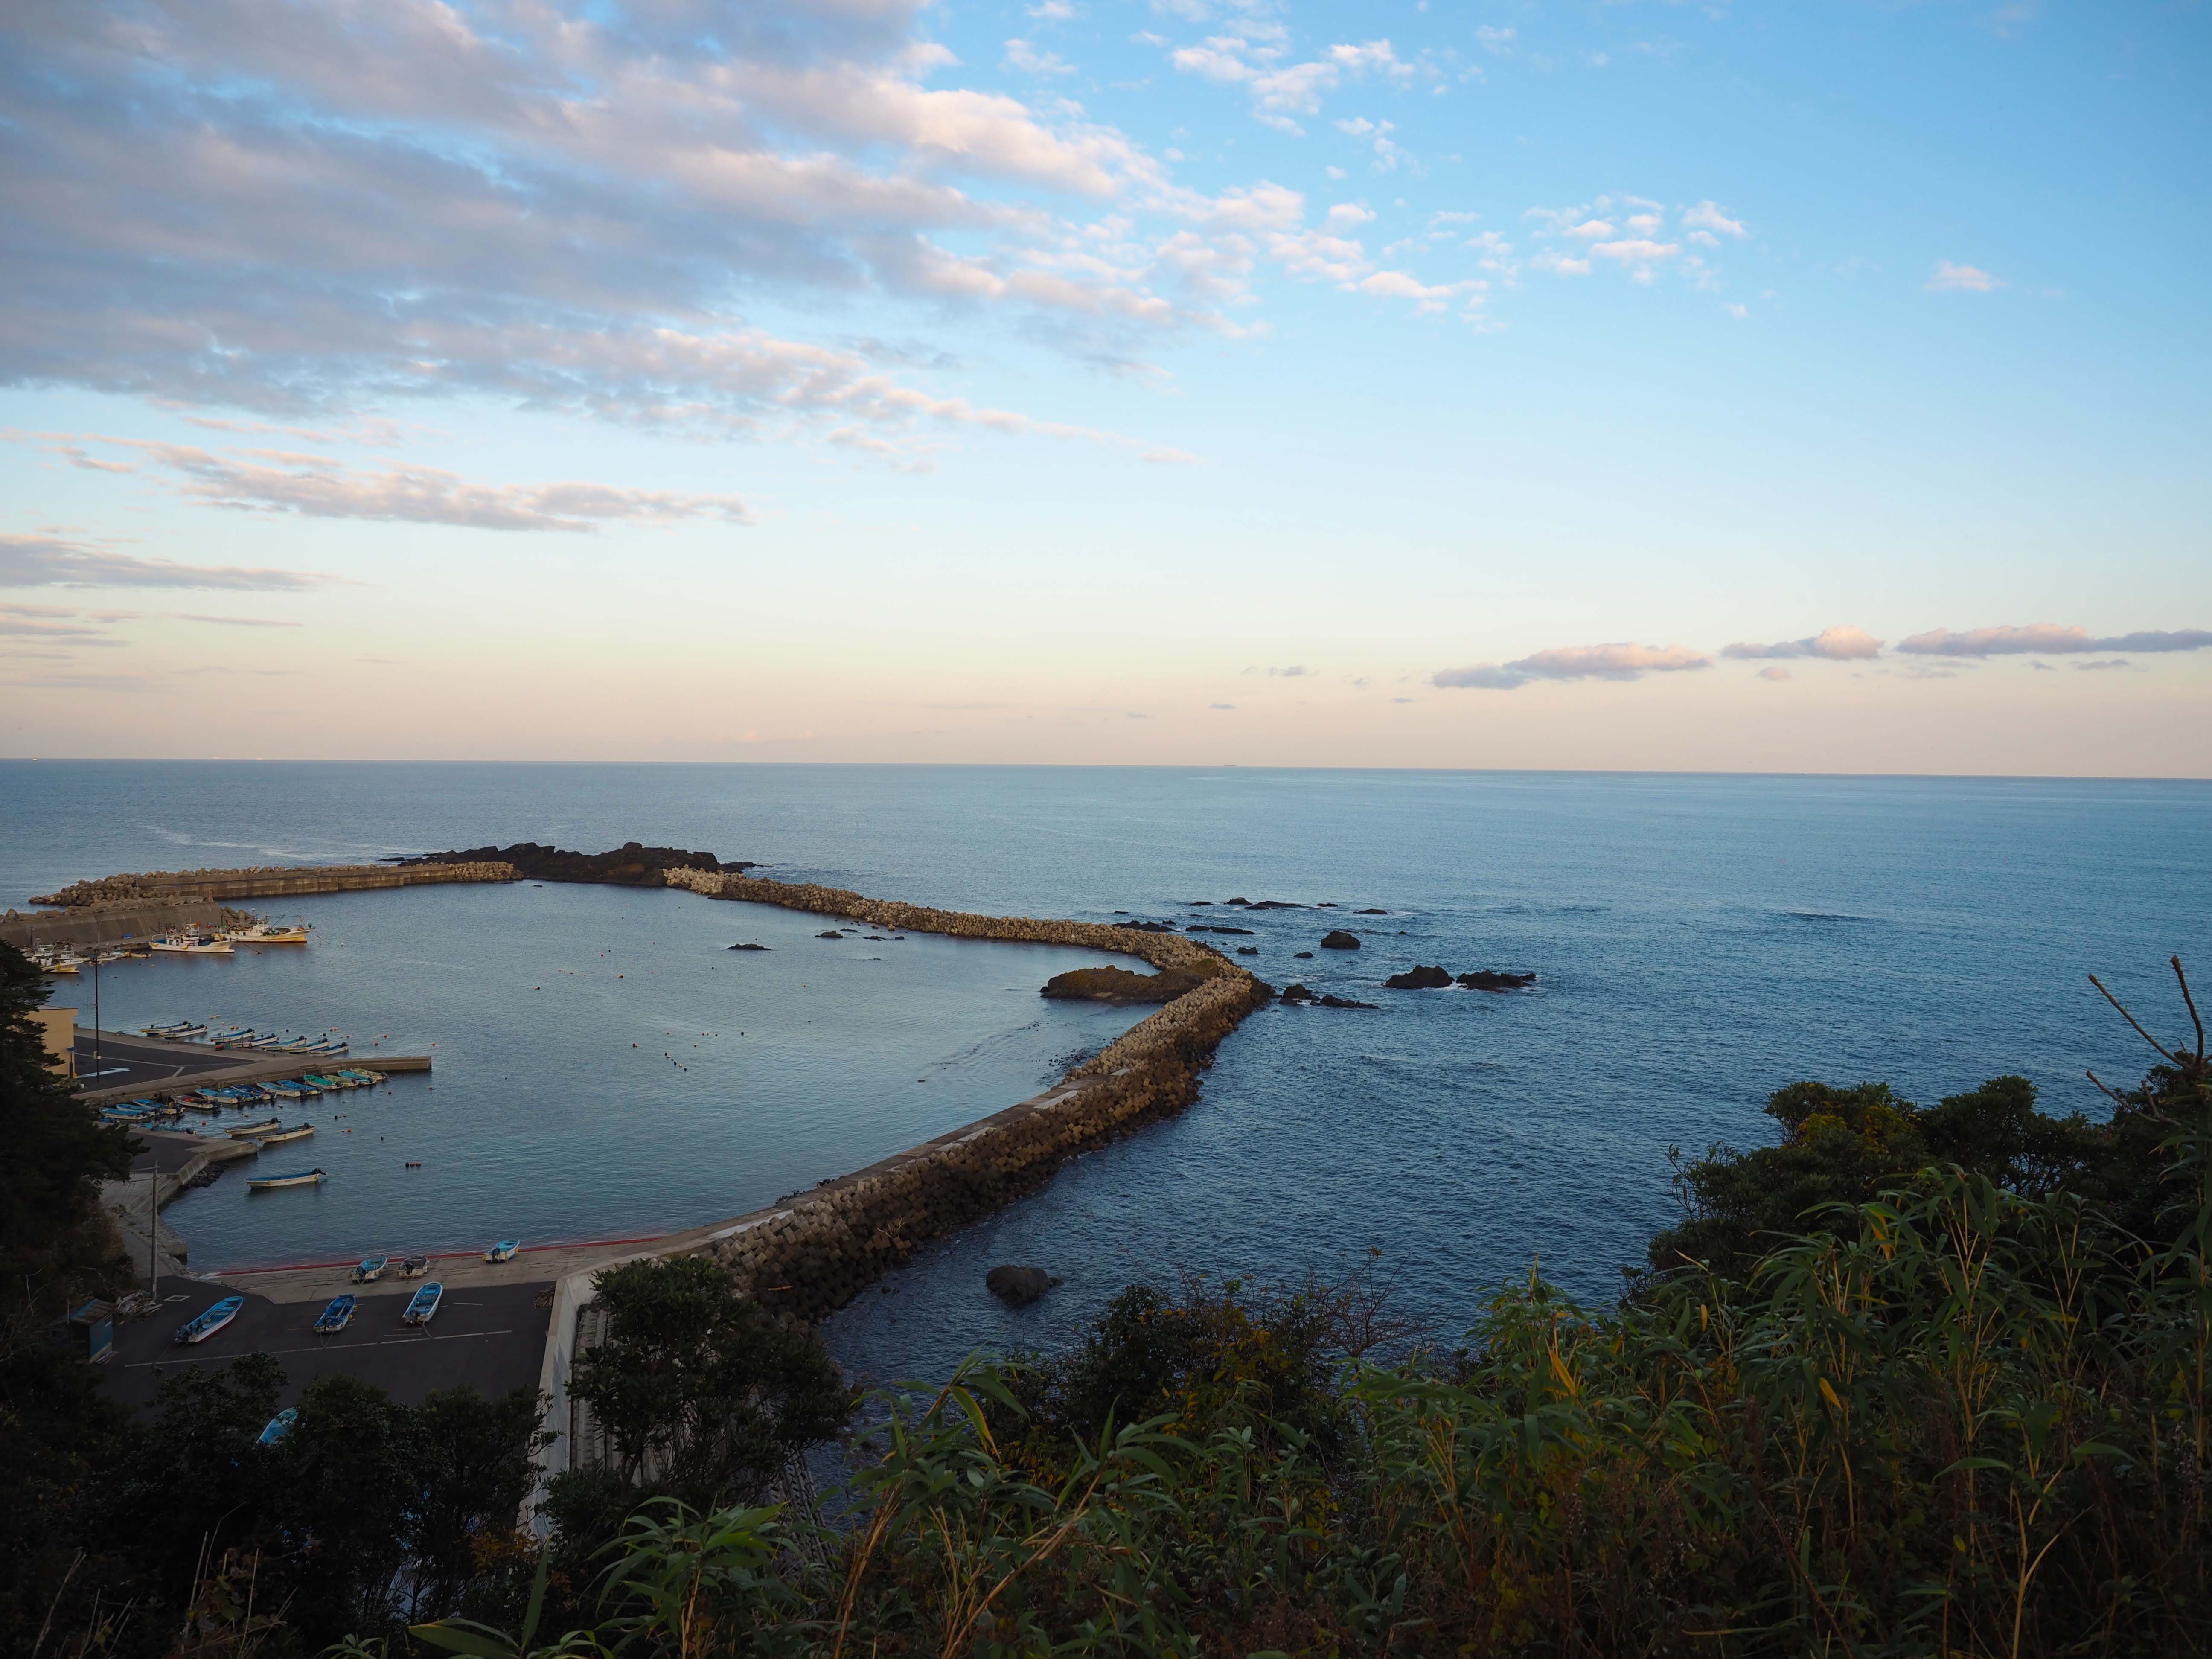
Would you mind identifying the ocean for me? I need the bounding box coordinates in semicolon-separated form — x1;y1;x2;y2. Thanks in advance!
6;761;2206;1384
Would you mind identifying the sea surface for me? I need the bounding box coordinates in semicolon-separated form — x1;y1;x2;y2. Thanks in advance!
6;762;2206;1385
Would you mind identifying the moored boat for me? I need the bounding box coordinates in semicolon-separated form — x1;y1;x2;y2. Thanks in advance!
483;1239;520;1263
314;1293;357;1333
402;1282;443;1326
225;1117;284;1138
174;1295;244;1345
246;1167;324;1192
265;1081;306;1101
255;1122;314;1145
257;1408;298;1446
352;1256;388;1283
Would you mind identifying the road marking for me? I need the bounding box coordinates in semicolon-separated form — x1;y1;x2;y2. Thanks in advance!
125;1328;516;1366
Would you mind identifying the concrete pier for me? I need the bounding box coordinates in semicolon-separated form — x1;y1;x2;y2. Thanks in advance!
75;1027;430;1106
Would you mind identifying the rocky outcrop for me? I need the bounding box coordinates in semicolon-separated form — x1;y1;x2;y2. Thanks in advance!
1320;930;1361;950
393;841;745;885
726;943;770;952
1042;966;1207;1005
1384;965;1455;990
30;862;515;908
1458;969;1537;992
985;1265;1056;1306
1279;984;1377;1010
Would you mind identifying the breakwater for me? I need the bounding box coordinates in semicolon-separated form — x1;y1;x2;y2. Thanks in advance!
658;866;1269;1318
31;861;517;908
0;901;250;951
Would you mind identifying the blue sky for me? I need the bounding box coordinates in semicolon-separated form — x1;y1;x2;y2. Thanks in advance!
2;1;2206;771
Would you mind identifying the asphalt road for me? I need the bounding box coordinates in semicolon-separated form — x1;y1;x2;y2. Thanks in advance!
102;1275;554;1414
72;1030;239;1093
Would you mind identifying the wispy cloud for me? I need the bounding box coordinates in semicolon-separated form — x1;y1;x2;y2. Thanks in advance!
0;533;340;591
1927;260;2001;292
1721;624;1882;661
1434;641;1709;691
1898;624;2212;657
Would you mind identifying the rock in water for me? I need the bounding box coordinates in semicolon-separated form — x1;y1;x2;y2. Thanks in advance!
1040;966;1205;1004
727;942;770;952
1320;930;1361;950
1385;964;1454;989
1457;969;1537;992
817;930;845;939
986;1265;1054;1307
1318;992;1379;1009
1280;982;1316;1004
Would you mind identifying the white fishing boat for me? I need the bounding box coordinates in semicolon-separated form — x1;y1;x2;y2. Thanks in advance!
225;1117;284;1138
398;1254;428;1278
402;1282;443;1326
227;921;312;945
483;1239;520;1263
174;1295;244;1345
352;1256;388;1283
246;1167;324;1191
255;1122;314;1145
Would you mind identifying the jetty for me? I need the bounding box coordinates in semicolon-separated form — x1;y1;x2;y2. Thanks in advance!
73;1026;429;1107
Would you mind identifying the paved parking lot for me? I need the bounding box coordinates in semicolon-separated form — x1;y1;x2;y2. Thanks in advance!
73;1030;241;1093
102;1275;554;1414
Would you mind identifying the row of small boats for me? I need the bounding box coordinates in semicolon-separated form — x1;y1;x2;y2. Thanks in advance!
32;923;313;975
172;1278;445;1348
351;1240;518;1282
143;1019;349;1056
316;1282;444;1331
99;1069;386;1125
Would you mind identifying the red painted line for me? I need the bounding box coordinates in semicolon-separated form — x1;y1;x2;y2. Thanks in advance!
215;1232;672;1276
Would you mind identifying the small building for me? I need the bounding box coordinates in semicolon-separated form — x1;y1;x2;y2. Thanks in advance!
28;1006;76;1076
53;1299;114;1365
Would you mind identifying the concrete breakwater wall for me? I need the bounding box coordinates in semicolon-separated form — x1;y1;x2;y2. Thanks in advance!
32;861;518;908
660;866;1270;1320
1;901;247;951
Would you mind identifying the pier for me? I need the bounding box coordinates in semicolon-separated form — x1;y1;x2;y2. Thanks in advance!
73;1027;430;1107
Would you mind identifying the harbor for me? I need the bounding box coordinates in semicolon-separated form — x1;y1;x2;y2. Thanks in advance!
73;1025;430;1108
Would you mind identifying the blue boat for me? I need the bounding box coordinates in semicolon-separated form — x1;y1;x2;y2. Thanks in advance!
483;1239;520;1263
257;1408;298;1446
314;1293;356;1334
174;1295;244;1345
352;1256;388;1283
402;1282;443;1326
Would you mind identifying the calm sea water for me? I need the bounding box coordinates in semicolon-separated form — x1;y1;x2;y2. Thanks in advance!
6;762;2206;1382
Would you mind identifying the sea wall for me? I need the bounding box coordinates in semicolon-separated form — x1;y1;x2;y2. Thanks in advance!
1;901;242;951
660;866;1270;1320
31;861;518;908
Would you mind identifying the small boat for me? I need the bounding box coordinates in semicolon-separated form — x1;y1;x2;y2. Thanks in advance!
147;1019;198;1033
352;1256;388;1283
314;1293;357;1334
148;1019;208;1036
257;1408;298;1447
255;1123;314;1146
41;955;83;976
246;1167;325;1192
483;1239;520;1264
337;1068;381;1085
210;1026;255;1044
289;1079;324;1098
174;1295;245;1345
180;1095;226;1113
101;1106;151;1123
398;1254;428;1278
225;1117;284;1138
402;1282;443;1326
265;1081;306;1101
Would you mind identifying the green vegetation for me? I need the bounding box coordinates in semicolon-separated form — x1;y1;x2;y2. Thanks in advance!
11;937;2212;1654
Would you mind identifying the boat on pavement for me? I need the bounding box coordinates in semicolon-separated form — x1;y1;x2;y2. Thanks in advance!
257;1408;298;1446
402;1282;443;1326
174;1295;245;1345
245;1167;324;1191
314;1293;357;1334
352;1256;388;1283
483;1239;520;1263
399;1254;429;1278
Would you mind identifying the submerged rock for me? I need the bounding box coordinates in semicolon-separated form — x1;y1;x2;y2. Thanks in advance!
1358;908;1389;916
1280;983;1376;1009
1113;919;1180;933
1041;966;1206;1004
817;930;845;940
1318;992;1379;1009
1236;946;1259;956
1280;982;1316;1004
1384;965;1454;990
1458;969;1537;992
1187;924;1255;935
1319;930;1361;950
726;943;770;952
985;1265;1057;1307
1293;951;1314;959
1245;900;1303;910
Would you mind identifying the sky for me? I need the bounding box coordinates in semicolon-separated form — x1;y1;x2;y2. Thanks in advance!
2;0;2207;773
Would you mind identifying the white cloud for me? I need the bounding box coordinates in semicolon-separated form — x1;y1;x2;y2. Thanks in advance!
1898;624;2212;656
1927;261;2001;292
1758;667;1790;681
1003;39;1075;76
1682;200;1746;238
1721;625;1883;661
1434;641;1711;690
1474;25;1516;54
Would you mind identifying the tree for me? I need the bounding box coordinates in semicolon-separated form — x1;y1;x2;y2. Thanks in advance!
565;1256;852;1504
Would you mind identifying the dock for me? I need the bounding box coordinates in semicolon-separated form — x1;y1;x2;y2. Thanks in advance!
74;1027;429;1107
